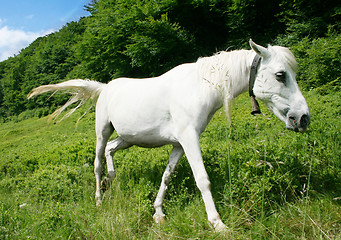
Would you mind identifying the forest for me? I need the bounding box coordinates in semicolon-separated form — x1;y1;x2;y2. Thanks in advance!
0;0;340;239
0;0;340;120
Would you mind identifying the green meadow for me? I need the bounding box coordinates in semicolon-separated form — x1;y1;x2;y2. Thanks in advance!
1;91;340;239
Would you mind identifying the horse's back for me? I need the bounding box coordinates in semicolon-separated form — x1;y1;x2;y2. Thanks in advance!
100;62;198;115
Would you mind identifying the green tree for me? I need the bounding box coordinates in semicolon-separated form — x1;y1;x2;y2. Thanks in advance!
0;0;340;119
77;0;195;81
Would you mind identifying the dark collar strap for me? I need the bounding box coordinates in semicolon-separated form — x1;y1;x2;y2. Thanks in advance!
249;54;262;115
249;54;261;97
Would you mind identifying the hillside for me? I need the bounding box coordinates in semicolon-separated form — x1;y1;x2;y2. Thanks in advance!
0;92;340;239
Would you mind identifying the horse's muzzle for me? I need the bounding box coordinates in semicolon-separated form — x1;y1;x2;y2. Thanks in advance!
286;113;310;133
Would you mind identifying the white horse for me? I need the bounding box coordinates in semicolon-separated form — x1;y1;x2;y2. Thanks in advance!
28;40;310;231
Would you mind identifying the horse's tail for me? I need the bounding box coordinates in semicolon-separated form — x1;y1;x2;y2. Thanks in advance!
27;79;106;121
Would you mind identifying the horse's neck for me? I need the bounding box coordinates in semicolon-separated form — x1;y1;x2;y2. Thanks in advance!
230;50;256;98
198;49;255;101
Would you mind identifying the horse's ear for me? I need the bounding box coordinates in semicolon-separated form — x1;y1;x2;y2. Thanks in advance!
249;39;270;59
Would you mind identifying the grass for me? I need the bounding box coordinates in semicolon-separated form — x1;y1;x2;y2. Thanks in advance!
0;91;340;239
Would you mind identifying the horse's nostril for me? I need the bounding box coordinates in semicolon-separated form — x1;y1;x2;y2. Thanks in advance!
300;114;310;127
289;116;296;125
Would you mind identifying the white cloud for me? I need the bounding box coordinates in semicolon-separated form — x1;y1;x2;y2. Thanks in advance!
0;25;53;61
26;14;35;20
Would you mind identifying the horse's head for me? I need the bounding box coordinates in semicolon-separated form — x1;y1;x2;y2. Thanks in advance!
249;40;310;133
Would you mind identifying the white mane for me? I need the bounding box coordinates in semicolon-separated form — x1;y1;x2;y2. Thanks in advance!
196;50;252;122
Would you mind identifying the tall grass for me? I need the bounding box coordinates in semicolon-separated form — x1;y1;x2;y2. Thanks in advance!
0;91;340;239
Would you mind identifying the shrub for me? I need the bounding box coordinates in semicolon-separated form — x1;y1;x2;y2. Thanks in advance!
276;34;341;94
293;34;341;93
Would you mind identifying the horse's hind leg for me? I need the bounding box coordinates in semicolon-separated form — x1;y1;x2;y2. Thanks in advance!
153;145;184;224
94;121;114;206
101;137;131;191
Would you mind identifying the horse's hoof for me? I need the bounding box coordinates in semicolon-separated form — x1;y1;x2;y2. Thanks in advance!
100;177;110;192
101;172;115;192
213;220;228;232
95;198;102;207
153;214;166;224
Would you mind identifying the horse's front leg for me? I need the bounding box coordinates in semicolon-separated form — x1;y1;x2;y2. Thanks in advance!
153;145;184;224
179;129;227;232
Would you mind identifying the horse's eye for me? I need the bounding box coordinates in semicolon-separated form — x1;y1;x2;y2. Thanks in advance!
275;71;286;82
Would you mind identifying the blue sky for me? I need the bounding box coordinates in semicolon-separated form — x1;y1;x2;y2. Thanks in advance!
0;0;90;61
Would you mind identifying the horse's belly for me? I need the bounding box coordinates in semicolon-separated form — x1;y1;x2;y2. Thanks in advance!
115;121;178;147
119;133;177;148
110;108;178;147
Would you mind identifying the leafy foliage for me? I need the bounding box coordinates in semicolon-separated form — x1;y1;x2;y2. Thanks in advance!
292;35;341;93
0;0;340;120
